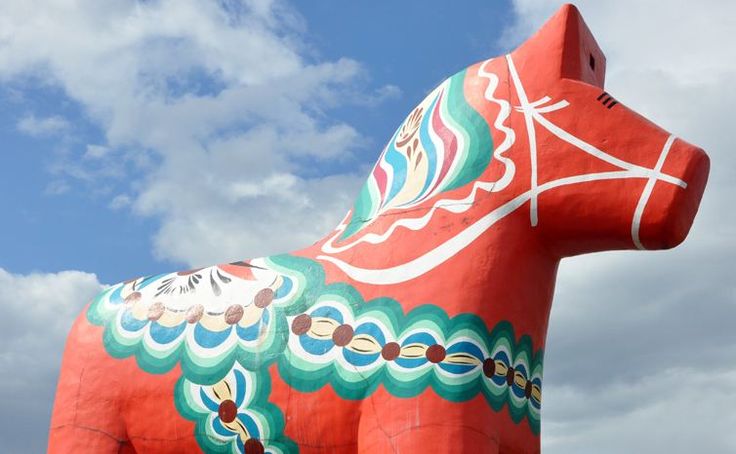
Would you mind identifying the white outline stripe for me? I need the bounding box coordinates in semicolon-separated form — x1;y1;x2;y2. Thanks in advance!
318;55;689;285
530;111;685;188
631;135;677;250
319;170;655;285
506;55;539;226
478;58;516;192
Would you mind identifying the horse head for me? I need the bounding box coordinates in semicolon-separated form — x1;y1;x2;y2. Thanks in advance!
320;4;709;282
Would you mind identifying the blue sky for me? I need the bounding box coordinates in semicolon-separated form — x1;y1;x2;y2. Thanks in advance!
0;0;514;283
0;63;160;278
1;1;735;453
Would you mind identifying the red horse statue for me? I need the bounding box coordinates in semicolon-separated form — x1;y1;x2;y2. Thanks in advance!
50;4;709;453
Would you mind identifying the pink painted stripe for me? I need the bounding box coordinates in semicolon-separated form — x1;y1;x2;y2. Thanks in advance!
373;146;389;200
429;91;458;194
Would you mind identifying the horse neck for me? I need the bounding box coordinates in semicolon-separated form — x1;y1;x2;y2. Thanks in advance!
312;206;561;346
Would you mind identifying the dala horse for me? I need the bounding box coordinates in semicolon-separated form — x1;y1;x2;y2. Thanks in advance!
50;4;709;454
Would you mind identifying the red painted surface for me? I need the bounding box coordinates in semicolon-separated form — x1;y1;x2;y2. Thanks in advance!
49;4;709;453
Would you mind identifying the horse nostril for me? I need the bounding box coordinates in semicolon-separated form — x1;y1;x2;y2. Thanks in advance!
596;91;618;109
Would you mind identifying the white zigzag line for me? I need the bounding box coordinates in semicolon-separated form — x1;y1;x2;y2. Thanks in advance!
318;54;687;285
479;58;516;193
318;170;656;285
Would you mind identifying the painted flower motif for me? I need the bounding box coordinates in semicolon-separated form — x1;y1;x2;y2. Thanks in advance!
87;254;320;383
396;105;424;148
200;372;265;453
176;364;296;454
337;69;493;241
94;255;544;446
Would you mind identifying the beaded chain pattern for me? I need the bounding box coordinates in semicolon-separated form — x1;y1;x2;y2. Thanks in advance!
87;255;543;453
281;286;542;423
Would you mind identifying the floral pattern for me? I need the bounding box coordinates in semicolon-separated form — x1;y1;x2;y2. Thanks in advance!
89;255;544;453
338;68;493;240
176;363;296;454
280;286;542;430
87;255;323;383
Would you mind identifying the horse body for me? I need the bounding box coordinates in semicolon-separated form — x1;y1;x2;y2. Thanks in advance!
50;5;709;453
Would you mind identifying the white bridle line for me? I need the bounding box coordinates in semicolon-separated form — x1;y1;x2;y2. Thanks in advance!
505;54;687;233
631;134;678;250
317;55;690;285
506;54;540;226
318;168;663;285
531;111;685;188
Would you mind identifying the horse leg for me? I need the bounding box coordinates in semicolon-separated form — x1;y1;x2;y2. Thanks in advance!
357;389;500;454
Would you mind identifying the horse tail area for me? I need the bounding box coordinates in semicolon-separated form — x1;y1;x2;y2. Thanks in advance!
48;301;236;453
48;308;131;452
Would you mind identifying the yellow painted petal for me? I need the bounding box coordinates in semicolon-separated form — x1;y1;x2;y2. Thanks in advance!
346;334;382;354
400;343;427;359
211;379;233;402
494;361;508;376
222;417;250;442
309;317;339;339
444;352;482;366
531;385;542;403
157;308;185;327
239;305;264;327
199;312;230;332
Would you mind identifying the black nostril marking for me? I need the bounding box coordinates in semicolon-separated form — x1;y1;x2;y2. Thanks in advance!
596;91;618;109
589;54;596;71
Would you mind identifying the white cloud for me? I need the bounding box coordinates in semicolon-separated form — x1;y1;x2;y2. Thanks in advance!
0;268;103;454
43;179;71;196
0;0;389;267
0;5;386;449
543;368;736;453
125;121;368;265
16;114;70;137
83;144;109;159
109;193;132;210
504;1;736;450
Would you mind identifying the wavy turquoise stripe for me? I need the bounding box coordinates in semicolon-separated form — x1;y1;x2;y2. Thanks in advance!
90;254;543;440
443;69;493;191
339;124;402;240
383;134;409;205
339;180;375;239
338;68;494;241
278;285;544;434
175;366;298;454
86;254;324;385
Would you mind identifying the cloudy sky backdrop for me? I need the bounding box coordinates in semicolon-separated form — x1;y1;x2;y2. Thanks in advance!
0;1;734;452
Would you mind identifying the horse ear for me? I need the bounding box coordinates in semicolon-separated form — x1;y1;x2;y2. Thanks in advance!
512;3;606;88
